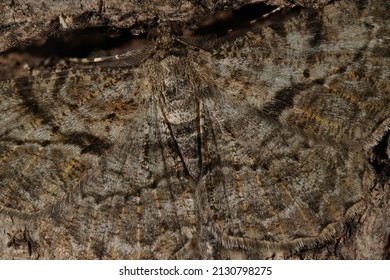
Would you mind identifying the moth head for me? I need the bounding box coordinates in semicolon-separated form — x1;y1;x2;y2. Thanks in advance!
151;22;175;46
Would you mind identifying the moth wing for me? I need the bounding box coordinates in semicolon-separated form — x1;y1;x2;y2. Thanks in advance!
197;92;371;255
202;0;390;146
27;99;198;259
192;0;389;255
0;58;199;258
0;55;149;216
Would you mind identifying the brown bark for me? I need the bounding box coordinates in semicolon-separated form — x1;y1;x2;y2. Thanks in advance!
0;0;333;52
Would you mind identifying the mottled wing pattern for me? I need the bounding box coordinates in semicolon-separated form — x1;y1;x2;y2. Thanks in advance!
192;0;389;255
197;91;371;255
0;68;138;215
35;96;198;259
0;52;198;258
206;0;390;144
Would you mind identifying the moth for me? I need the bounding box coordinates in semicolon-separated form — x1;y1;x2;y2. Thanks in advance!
0;0;389;259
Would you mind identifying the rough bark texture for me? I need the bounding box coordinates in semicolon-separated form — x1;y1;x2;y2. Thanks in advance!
0;0;332;52
0;0;389;259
